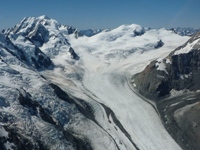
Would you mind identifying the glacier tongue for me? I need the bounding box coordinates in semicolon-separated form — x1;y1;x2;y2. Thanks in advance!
0;16;191;150
43;23;189;149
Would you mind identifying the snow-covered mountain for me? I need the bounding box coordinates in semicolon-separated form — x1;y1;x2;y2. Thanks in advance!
0;15;192;150
78;29;104;37
171;27;200;36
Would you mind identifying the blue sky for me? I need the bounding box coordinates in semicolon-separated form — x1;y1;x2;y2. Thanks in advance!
0;0;199;30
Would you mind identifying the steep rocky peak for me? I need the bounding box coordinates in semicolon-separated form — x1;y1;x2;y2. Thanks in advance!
6;15;61;37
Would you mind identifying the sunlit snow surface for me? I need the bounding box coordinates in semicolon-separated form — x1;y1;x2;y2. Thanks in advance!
42;25;189;150
174;39;200;55
1;17;190;150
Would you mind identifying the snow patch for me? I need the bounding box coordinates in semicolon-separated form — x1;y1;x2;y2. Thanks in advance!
133;83;137;87
174;39;200;55
0;126;8;138
186;97;196;101
37;15;50;20
180;73;191;79
169;89;189;98
166;58;171;64
156;60;168;74
4;141;15;150
170;102;181;107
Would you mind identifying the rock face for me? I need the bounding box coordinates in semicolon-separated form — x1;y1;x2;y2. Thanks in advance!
0;33;53;70
27;23;50;47
133;31;200;150
154;40;164;49
69;47;79;60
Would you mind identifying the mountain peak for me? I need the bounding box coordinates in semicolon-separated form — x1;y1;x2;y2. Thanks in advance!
37;15;51;20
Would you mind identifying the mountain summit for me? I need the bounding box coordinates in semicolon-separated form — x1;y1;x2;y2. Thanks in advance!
37;15;51;20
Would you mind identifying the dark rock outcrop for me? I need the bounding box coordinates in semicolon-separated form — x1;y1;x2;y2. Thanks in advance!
154;40;164;49
69;47;79;60
31;46;53;69
133;28;145;36
27;23;50;47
